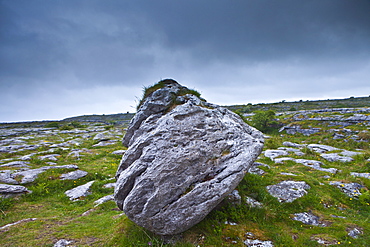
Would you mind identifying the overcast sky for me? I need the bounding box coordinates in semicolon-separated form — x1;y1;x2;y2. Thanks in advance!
1;0;370;122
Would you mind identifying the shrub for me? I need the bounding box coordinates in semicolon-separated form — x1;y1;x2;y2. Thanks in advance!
250;110;278;133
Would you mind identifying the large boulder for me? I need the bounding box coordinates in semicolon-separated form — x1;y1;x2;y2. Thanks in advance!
114;80;264;235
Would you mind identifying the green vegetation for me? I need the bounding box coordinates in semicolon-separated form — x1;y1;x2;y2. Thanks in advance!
249;110;278;133
226;96;370;113
0;96;369;246
137;79;202;110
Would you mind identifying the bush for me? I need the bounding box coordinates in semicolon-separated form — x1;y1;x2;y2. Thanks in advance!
250;110;278;133
45;122;60;128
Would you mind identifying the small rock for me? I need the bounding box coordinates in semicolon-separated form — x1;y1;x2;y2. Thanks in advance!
227;190;241;205
248;162;270;175
282;141;303;148
39;154;60;161
292;212;322;226
13;164;78;184
0;161;30;168
321;153;353;162
20;153;36;160
280;172;297;176
350;172;370;179
307;144;340;153
65;181;94;201
244;239;274;247
94;194;114;207
329;181;364;198
266;181;310;203
92;141;116;147
347;227;363;239
0;170;19;184
103;182;116;188
93;131;114;142
264;150;289;160
224;221;238;225
53;239;73;247
60;170;88;180
245;196;263;208
0;218;37;231
112;150;126;155
0;184;32;198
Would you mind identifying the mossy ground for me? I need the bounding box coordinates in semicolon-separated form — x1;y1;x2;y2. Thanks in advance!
0;107;369;246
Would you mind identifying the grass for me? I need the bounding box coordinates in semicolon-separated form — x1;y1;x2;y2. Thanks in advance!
0;101;369;246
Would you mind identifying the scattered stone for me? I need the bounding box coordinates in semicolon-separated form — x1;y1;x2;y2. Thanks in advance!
245;196;263;208
279;125;321;136
320;153;353;162
329;181;364;198
53;239;73;247
0;218;37;231
330;214;346;219
0;170;19;184
14;165;79;184
307;144;340;153
60;170;88;180
282;141;304;148
114;80;264;235
0;161;30;168
280;172;297;176
103;182;116;188
350;172;370;179
0;184;32;198
93;131;115;142
333;133;345;139
65;181;94;201
292;212;324;226
227;190;241;205
347;227;363;239
225;220;238;225
277;147;304;156
266;180;310;203
264;150;289;160
94;194;114;207
81;208;96;217
244;239;274;247
274;158;338;174
20;153;36;160
340;150;362;157
39;154;60;161
310;235;337;246
248;162;270;175
112;150;126;155
92;140;116;147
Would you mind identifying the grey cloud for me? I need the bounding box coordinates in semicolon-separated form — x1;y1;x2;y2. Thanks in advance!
1;0;370;122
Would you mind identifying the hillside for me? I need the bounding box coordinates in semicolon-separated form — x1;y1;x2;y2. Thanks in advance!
0;97;369;246
226;96;370;113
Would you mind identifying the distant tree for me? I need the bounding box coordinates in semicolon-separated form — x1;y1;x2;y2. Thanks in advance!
250;110;278;133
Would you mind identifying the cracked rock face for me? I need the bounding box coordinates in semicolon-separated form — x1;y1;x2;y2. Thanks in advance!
114;80;264;235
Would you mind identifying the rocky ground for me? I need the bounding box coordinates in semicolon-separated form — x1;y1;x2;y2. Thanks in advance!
0;105;369;246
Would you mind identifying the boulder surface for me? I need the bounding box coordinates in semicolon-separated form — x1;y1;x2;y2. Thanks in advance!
114;80;264;235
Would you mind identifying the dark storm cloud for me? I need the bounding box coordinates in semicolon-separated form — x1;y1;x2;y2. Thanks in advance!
1;0;370;122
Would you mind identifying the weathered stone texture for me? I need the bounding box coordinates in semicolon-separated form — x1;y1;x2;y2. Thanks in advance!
114;80;264;235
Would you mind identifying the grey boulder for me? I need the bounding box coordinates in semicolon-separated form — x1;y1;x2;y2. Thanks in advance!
114;80;264;235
